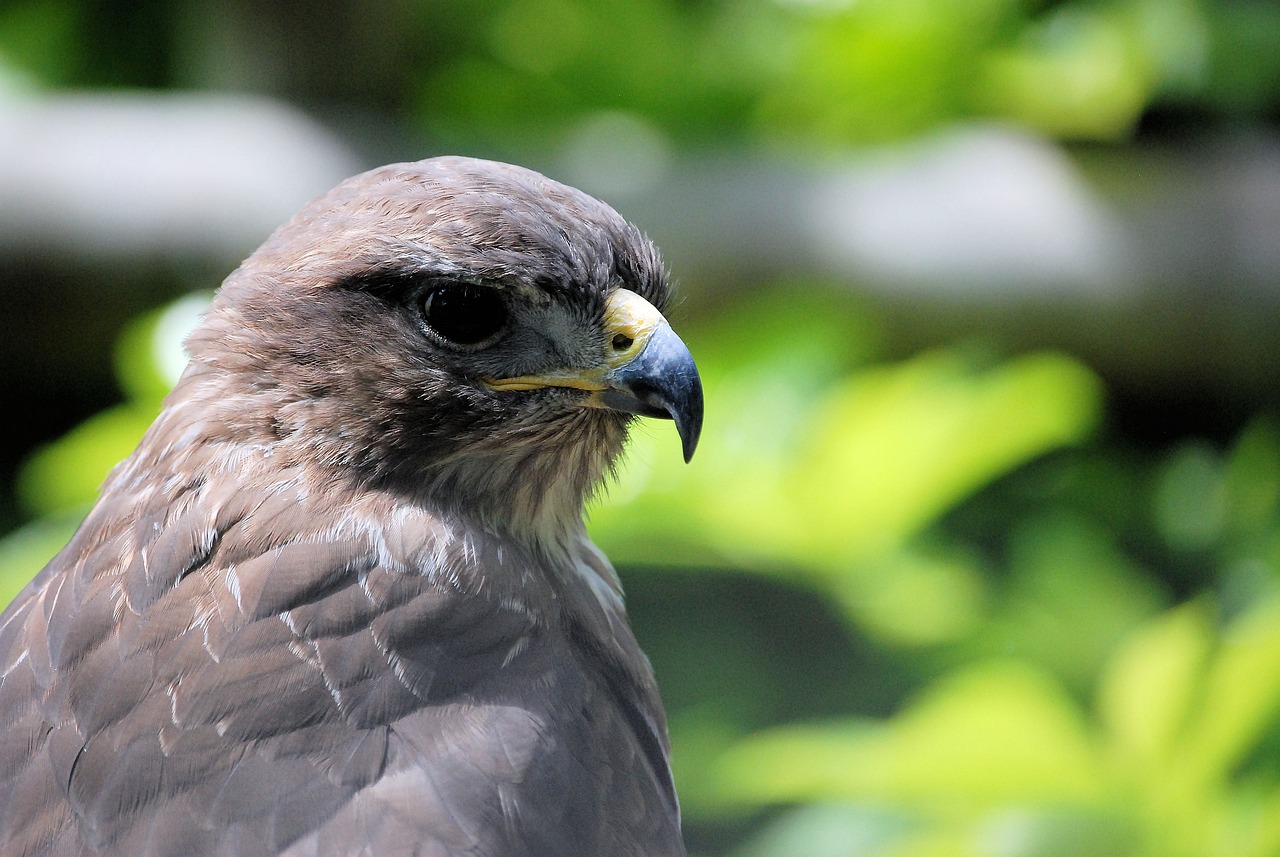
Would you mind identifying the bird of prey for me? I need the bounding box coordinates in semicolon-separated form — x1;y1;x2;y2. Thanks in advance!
0;157;701;857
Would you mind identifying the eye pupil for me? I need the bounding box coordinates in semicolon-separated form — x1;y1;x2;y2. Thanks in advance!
422;284;508;346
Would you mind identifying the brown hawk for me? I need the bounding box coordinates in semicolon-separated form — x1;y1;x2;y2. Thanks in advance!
0;157;701;856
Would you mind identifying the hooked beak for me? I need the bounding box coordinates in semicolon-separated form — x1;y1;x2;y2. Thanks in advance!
485;289;704;462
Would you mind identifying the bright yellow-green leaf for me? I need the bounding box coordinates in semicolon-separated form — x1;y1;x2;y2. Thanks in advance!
712;661;1104;810
789;351;1101;563
976;6;1153;140
1181;599;1280;788
17;404;155;517
1097;600;1214;772
830;546;989;646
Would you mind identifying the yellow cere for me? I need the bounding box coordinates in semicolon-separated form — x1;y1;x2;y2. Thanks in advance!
602;289;662;369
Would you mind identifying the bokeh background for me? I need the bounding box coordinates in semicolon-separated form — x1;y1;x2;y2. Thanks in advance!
3;1;1280;855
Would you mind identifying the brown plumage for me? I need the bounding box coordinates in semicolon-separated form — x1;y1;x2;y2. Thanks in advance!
0;157;701;856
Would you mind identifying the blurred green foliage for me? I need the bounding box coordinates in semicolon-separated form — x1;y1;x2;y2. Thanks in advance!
2;0;1277;149
414;0;1277;151
711;598;1280;857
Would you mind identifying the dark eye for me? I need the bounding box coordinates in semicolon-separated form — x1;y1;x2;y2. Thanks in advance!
420;284;509;346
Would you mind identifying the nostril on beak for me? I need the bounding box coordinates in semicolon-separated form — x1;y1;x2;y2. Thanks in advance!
612;334;634;352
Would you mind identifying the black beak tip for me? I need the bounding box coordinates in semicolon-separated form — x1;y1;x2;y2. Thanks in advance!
675;374;703;464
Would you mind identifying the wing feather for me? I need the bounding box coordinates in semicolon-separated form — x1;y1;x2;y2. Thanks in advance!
0;483;683;856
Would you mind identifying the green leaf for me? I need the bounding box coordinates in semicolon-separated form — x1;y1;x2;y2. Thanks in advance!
790;350;1102;564
712;661;1103;811
831;544;989;647
1182;599;1280;788
16;404;155;517
983;512;1164;689
975;5;1155;139
1097;599;1214;772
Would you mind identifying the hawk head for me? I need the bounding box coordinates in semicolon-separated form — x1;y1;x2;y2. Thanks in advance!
170;156;702;540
